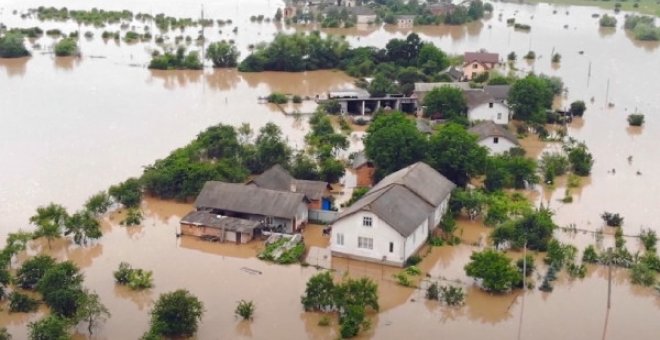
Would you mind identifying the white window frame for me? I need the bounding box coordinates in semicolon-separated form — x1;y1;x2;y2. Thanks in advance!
358;236;373;250
336;233;344;246
362;216;372;227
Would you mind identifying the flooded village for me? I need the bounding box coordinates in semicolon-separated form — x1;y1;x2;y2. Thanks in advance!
1;0;660;339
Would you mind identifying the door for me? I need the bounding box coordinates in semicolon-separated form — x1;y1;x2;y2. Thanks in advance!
236;233;241;244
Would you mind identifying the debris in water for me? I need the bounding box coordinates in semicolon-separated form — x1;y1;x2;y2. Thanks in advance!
241;267;262;275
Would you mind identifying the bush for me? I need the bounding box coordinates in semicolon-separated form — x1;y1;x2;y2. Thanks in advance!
109;178;142;208
393;272;412;287
235;300;255;320
121;208;143;226
405;266;422;276
9;292;40;313
582;245;600;263
569;100;587;117
426;282;440;300
148;47;203;70
292;95;302;104
523;51;535;60
0;32;30;58
567;263;587;279
630;262;656;286
439;285;465;306
339;305;365;338
16;255;57;289
54;38;78;56
639;229;658;251
601;212;624;227
627;114;645;126
28;315;70;340
113;262;153;290
405;255;422;267
566;142;594;176
147;290;204;337
267;92;288;104
318;315;331;326
516;255;536;277
599;15;618;27
551;53;561;63
464;249;521;293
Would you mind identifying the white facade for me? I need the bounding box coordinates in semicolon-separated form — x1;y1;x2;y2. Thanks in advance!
477;137;518;155
356;14;377;24
468;102;509;125
331;196;451;267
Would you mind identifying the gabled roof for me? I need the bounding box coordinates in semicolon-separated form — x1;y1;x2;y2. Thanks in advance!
181;211;262;233
249;164;329;200
195;182;307;219
468;120;519;145
464;51;499;64
464;90;497;110
484;85;511;101
339;185;435;237
338;162;455;237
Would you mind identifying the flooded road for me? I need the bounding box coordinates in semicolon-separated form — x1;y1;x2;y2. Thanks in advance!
1;1;660;339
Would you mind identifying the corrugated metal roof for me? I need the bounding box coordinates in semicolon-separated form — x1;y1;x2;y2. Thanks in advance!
181;211;262;233
195;181;307;219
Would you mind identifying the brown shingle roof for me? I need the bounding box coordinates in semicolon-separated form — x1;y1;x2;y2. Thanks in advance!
468;120;519;145
464;51;499;64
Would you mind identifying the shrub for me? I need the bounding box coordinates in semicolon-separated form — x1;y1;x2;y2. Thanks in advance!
565;142;594;176
9;292;40;313
113;262;153;290
405;255;422;267
339;305;365;338
569;101;586;117
292;95;302;104
16;255;57;289
551;53;561;63
405;266;422;276
627;114;645;126
267;92;288;104
507;51;516;61
0;32;30;58
582;245;600;263
148;47;203;70
235;300;255;320
121;208;143;226
630;262;656;286
601;212;624;227
393;272;412;287
639;229;658;251
28;315;70;340
54;38;78;56
147;290;204;337
567;263;587;278
523;51;535;60
439;285;465;306
544;239;577;268
426;282;440;300
516;255;536;277
318;316;331;326
464;249;521;293
599;15;617;27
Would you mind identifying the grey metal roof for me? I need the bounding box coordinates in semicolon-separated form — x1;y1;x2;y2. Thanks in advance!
195;181;307;219
468;120;519;145
338;162;455;237
249;164;329;200
464;89;496;110
181;211;262;233
484;85;511;101
369;162;456;207
339;185;434;237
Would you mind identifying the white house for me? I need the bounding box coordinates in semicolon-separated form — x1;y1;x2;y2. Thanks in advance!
468;120;520;154
465;89;509;125
330;162;455;267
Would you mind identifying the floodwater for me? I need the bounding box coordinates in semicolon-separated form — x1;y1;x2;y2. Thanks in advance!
1;0;660;339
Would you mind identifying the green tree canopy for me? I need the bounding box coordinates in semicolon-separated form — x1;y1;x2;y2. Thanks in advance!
64;210;102;245
16;255;56;289
28;315;70;340
206;41;240;68
54;38;78;57
417;43;449;75
464;249;521;293
427;123;488;187
508;75;553;124
422;86;467;122
108;178;142;208
30;203;69;248
0;32;30;58
148;289;204;337
491;208;557;251
364;112;428;180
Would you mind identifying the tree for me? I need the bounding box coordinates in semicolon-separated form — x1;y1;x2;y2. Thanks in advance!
289;152;320;180
30;203;69;248
368;73;397;97
28;315;70;340
334;277;379;312
427;123;488;187
0;268;10;299
508;75;553;124
319;158;345;184
599;14;618;28
206;41;240;68
1;231;33;268
491;208;557;251
417;43;449;75
464;249;521;293
64;210;102;245
0;327;11;340
363;112;428;179
0;32;30;58
148;289;204;337
247;123;292;173
75;290;111;335
54;38;78;56
422;86;467;122
16;255;57;289
84;191;112;216
301;271;335;311
565;141;593;176
8;292;40;313
274;8;283;22
108;178;142;208
36;261;85;318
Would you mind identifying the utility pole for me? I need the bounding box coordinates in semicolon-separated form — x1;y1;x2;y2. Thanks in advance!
200;4;205;61
605;79;610;108
607;247;612;309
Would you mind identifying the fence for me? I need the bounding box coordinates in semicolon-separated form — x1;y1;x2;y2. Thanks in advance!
308;209;339;224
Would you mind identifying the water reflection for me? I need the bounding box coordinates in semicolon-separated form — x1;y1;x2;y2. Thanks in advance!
54;56;81;71
625;30;660;51
598;27;616;38
205;68;242;91
0;57;29;77
148;69;203;89
113;284;153;311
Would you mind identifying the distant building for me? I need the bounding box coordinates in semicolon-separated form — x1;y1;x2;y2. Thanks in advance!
462;50;499;80
330;162;455;267
248;164;332;210
464;89;509;125
468;120;520;154
323;5;377;24
396;15;416;27
351;151;375;188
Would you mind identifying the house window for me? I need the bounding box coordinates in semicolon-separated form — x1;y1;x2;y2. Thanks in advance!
494;137;499;144
489;102;493;108
497;112;502;120
362;216;372;227
389;242;394;253
336;233;344;246
473;63;478;69
358;237;373;250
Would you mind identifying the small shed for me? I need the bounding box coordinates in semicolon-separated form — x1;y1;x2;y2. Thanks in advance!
180;211;262;244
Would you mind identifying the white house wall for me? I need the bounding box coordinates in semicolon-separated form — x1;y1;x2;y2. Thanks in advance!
468;102;509;125
478;138;518;155
403;219;428;260
295;202;308;230
331;212;407;265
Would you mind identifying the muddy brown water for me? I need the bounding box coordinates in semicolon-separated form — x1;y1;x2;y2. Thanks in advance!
1;1;660;339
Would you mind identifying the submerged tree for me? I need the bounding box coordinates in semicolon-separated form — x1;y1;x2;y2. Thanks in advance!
30;203;69;248
427;123;488;187
0;32;30;58
65;210;102;245
75;290;111;335
464;249;521;293
147;289;204;337
206;41;240;68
